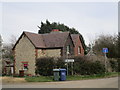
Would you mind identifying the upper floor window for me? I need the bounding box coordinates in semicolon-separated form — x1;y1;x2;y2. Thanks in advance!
67;45;70;54
78;46;81;54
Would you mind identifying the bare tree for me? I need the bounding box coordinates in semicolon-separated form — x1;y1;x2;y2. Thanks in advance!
2;35;17;60
92;34;118;58
0;35;3;75
10;35;17;47
0;35;2;60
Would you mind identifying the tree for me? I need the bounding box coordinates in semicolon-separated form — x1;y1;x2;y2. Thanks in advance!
38;20;80;34
38;20;86;54
2;35;17;60
10;35;17;47
92;34;118;58
117;32;120;58
0;35;2;59
0;35;2;75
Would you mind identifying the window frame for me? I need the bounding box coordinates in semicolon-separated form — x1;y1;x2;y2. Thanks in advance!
78;46;81;54
67;45;70;54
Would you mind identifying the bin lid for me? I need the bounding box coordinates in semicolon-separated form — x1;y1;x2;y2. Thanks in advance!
53;69;60;71
59;69;66;71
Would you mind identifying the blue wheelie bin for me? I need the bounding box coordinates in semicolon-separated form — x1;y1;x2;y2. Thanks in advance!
59;69;66;81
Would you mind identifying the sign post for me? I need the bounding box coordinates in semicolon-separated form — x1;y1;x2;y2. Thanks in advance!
65;59;74;75
102;48;108;72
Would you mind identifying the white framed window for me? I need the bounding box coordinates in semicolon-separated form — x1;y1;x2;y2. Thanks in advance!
23;64;28;70
21;62;28;70
67;45;70;54
78;46;81;54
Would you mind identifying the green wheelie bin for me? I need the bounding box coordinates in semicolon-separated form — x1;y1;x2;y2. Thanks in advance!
53;69;60;81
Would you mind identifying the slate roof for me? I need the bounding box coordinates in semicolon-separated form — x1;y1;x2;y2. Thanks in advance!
42;32;69;48
71;34;79;46
24;32;46;48
13;31;71;49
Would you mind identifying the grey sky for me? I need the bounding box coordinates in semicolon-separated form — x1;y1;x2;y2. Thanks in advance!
1;2;118;45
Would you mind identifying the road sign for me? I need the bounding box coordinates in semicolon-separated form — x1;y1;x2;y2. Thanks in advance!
102;48;108;53
65;59;74;62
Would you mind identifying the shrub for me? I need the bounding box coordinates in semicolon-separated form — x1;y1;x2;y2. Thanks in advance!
36;57;55;76
36;57;66;76
118;58;120;72
35;56;105;76
109;59;118;72
55;57;66;69
73;56;105;75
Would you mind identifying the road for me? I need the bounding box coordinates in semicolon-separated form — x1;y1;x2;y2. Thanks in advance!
2;77;119;88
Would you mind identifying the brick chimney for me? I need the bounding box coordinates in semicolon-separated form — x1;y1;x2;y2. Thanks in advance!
51;29;62;33
52;29;59;32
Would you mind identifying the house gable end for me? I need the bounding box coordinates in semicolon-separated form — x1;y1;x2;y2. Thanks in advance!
12;32;36;50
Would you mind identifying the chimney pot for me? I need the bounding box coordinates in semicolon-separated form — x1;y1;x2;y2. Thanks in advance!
52;29;59;32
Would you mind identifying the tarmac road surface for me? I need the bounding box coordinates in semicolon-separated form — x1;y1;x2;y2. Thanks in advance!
2;77;119;88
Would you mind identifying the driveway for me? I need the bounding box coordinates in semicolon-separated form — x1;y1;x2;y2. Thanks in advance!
2;77;119;88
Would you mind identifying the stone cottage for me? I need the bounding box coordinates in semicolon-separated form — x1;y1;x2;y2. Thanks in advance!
12;29;85;75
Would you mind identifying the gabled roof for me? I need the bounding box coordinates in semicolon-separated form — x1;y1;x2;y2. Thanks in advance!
71;34;79;46
42;32;70;48
24;32;45;48
71;34;86;50
13;31;72;49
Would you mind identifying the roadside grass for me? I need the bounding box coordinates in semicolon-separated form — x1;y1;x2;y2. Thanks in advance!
25;76;53;82
67;72;119;81
25;72;119;82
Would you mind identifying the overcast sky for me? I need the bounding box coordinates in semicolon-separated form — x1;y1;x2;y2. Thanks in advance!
1;1;118;45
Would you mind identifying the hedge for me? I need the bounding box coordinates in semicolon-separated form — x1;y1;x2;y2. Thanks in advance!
35;56;106;76
73;56;105;75
35;57;66;76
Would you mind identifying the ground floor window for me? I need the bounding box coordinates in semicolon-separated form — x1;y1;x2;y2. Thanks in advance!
21;62;28;70
24;64;28;70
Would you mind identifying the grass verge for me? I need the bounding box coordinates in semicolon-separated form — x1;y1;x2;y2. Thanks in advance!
67;72;118;81
25;76;53;82
25;72;119;82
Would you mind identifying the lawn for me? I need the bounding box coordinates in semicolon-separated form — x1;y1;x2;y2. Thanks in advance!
25;72;119;82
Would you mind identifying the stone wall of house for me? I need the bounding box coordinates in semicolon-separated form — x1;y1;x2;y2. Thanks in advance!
37;49;61;58
14;35;36;75
45;49;61;57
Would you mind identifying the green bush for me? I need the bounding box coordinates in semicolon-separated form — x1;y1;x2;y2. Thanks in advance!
55;57;66;68
73;56;105;75
109;59;118;72
36;57;55;76
118;58;120;72
36;57;66;76
35;56;105;76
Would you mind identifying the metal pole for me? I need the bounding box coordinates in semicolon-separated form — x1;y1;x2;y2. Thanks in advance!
104;53;107;72
71;62;73;75
66;52;68;75
67;53;68;75
67;61;68;75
